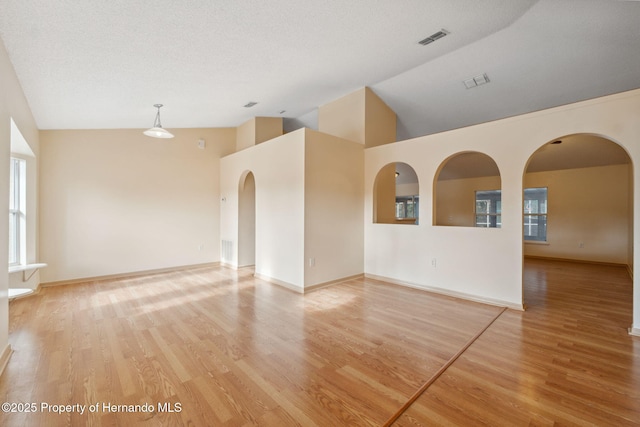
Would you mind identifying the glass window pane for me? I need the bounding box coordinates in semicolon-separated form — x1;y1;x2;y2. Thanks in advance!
524;214;547;241
475;215;489;227
475;190;501;228
524;188;548;241
476;200;489;214
8;212;17;264
9;157;25;265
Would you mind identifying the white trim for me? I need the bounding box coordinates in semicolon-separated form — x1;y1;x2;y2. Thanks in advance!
365;273;524;311
40;262;217;288
253;273;303;294
0;345;12;377
9;262;47;272
629;327;640;337
8;262;47;282
304;274;364;293
8;288;35;300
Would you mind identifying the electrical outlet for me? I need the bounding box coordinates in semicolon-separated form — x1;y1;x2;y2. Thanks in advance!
309;258;315;267
579;242;584;248
431;258;437;267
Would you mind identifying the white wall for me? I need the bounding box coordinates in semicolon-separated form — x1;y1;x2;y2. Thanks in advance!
365;89;640;321
304;130;364;287
221;128;364;291
39;128;235;283
220;130;306;290
0;38;40;370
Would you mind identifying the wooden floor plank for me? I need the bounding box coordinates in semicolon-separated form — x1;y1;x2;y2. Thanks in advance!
0;259;638;426
395;259;639;426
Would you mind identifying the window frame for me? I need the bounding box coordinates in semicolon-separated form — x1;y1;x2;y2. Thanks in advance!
395;195;419;220
474;190;502;228
523;187;548;242
9;157;26;266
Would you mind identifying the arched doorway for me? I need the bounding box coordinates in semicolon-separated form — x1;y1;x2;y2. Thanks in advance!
238;171;256;268
522;134;633;309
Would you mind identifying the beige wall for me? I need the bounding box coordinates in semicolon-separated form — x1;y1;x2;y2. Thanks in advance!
237;172;256;267
304;130;364;287
221;129;306;289
364;87;397;148
236;119;256;152
435;176;501;227
318;87;396;148
365;89;640;319
524;164;630;264
319;88;365;144
0;38;40;369
373;163;397;223
236;117;283;152
39;128;235;283
221;128;364;290
255;117;283;145
432;165;630;264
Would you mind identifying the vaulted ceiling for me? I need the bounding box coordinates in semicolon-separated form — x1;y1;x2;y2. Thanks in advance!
0;0;639;140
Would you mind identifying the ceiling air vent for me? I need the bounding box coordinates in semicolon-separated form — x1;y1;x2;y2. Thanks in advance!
244;101;258;108
463;73;490;89
418;29;449;46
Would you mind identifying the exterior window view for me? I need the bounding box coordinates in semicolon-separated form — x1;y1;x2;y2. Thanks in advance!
524;187;548;241
395;195;419;220
475;190;501;228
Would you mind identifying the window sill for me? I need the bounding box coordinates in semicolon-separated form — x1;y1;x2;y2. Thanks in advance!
524;241;549;246
9;263;47;281
9;288;34;300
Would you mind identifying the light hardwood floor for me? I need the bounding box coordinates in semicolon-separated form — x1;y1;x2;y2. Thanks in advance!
0;259;638;426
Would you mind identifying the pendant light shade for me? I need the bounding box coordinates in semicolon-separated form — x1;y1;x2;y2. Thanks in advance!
143;104;174;139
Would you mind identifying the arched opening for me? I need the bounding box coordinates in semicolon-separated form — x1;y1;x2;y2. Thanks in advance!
373;162;419;224
238;171;256;268
434;152;501;227
522;134;633;309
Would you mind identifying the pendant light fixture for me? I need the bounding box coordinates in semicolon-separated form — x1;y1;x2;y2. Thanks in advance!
143;104;174;139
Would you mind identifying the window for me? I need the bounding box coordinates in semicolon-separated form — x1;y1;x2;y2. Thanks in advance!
9;157;25;266
475;190;501;228
396;196;419;220
524;187;547;241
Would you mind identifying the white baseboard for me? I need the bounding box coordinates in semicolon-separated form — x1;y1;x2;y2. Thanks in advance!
629;327;640;337
254;272;364;294
0;344;13;377
364;273;524;311
41;262;220;287
253;273;303;294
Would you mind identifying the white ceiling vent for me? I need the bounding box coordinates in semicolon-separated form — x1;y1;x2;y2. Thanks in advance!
463;73;490;89
418;29;449;46
244;101;258;108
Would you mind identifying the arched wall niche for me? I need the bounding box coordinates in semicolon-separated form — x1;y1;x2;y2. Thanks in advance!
522;133;633;267
433;151;502;227
238;170;256;268
372;162;419;224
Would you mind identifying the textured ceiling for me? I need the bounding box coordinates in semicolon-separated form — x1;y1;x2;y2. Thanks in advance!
0;0;639;139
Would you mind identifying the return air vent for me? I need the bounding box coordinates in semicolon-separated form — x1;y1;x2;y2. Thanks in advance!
418;29;449;46
221;240;233;263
